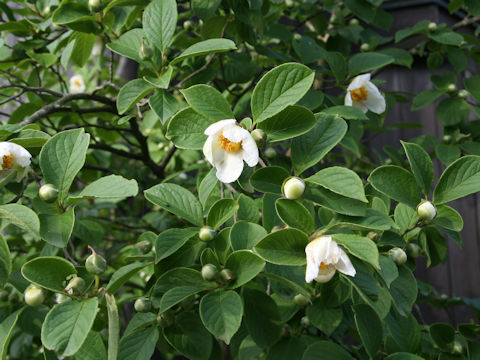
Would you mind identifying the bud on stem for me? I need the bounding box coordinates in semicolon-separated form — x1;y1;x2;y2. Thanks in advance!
199;226;216;242
86;246;107;275
417;201;436;221
134;298;152;313
39;184;59;203
388;247;407;265
283;177;305;200
24;284;45;307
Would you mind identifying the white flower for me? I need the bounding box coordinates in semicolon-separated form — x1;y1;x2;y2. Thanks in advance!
69;75;85;94
344;73;385;114
92;37;103;57
417;201;436;221
0;142;32;181
305;236;356;283
203;119;259;183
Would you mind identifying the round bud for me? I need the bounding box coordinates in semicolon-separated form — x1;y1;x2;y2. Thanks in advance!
384;158;392;165
39;184;58;203
41;5;51;16
443;134;452;143
251;129;266;148
85;246;107;275
417;201;436;221
139;41;154;61
183;20;193;30
285;0;294;7
283;177;305;200
24;284;45;307
406;243;422;259
447;83;457;93
65;276;85;296
219;268;235;284
452;340;464;355
88;0;104;12
134;298;152;313
349;18;359;26
300;316;310;327
360;43;370;52
264;147;276;158
293;33;302;41
199;226;216;242
458;89;469;99
294;294;309;307
428;22;437;31
135;240;152;254
55;293;70;304
366;232;379;242
157;311;174;327
388;247;407;265
201;264;218;281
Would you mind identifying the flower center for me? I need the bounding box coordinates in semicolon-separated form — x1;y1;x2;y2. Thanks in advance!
219;133;242;153
2;153;13;169
74;80;82;88
319;262;329;270
350;86;368;102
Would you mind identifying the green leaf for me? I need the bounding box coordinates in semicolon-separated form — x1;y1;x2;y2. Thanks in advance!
433;156;480;204
251;63;315;123
118;327;159;360
390;266;417;316
464;75;480;103
411;89;444;111
143;0;177;52
303;185;367;216
106;262;148;294
401;141;434;195
331;234;380;269
433;204;463;231
275;199;315;233
75;331;107;360
225;250;265;288
70;33;96;68
41;298;99;358
155;228;198;263
348;52;394;76
106;28;144;62
307;166;367;203
192;0;222;20
70;175;138;202
384;353;424;360
257;105;317;142
0;204;40;238
430;323;455;351
0;308;25;360
230;221;266;251
39;208;74;248
207;199;239;229
199;168;218;207
152;268;213;299
436;97;470;126
21;256;76;292
167;107;213;150
302;341;353;360
354;304;383;358
379;48;413;68
291;114;347;175
117;79;155;115
368;166;421;208
144;183;203;226
171;38;236;65
158;286;206;312
199;290;243;344
39;128;90;202
328;208;396;232
254;228;310;266
321;105;368;120
181;85;234;120
52;3;94;25
149;89;179;124
435;143;461;167
0;235;11;287
250;166;289;194
306;301;342;336
429;30;463;46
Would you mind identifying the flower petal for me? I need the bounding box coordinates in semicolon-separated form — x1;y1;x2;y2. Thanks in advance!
347;73;371;91
204;119;237;136
344;92;353;106
241;135;259;167
363;81;386;114
314;267;336;283
8;143;31;167
222;124;250;143
215;152;244;183
351;99;368;113
335;249;356;277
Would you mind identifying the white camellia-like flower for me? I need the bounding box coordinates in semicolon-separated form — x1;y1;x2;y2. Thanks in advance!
417;200;436;221
69;75;86;94
344;73;385;114
203;119;259;183
305;236;356;283
0;142;32;181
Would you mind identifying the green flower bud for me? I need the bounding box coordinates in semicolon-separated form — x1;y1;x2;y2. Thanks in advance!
349;18;359;26
89;0;104;12
360;43;370;52
157;311;174;328
201;264;218;281
447;83;457;93
55;293;70;304
293;33;302;41
39;184;58;203
428;22;437;31
384;158;392;165
85;246;107;275
443;134;452;143
139;41;154;61
24;284;45;307
199;226;216;242
417;200;436;221
219;268;235;284
366;232;379;242
388;247;407;265
285;0;294;7
300;316;310;327
251;129;266;148
64;276;85;296
451;340;463;355
135;240;152;254
406;243;422;258
294;293;310;307
458;89;469;99
183;20;193;30
134;298;152;313
264;147;276;158
283;177;305;200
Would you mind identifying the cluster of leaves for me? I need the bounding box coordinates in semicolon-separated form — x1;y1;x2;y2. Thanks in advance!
0;0;480;359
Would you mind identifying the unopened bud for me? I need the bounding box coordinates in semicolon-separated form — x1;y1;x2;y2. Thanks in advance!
219;268;235;284
183;20;193;30
283;177;305;200
388;247;407;265
360;43;370;52
417;201;436;221
85;246;107;275
24;284;45;307
458;89;469;99
199;226;215;242
300;316;310;327
443;134;452;143
428;22;437;31
55;293;70;304
39;184;58;203
64;276;85;296
406;243;422;258
447;83;457;93
251;129;266;148
88;0;104;12
349;18;359;26
285;0;294;7
293;33;302;41
157;311;174;327
134;298;152;313
384;158;392;165
264;147;276;158
139;41;154;61
452;340;463;355
201;264;218;281
366;232;379;242
294;293;309;307
135;240;152;254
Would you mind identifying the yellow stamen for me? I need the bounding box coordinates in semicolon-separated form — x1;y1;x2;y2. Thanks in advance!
74;80;82;87
219;133;242;153
319;262;328;270
2;153;13;169
350;86;368;102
